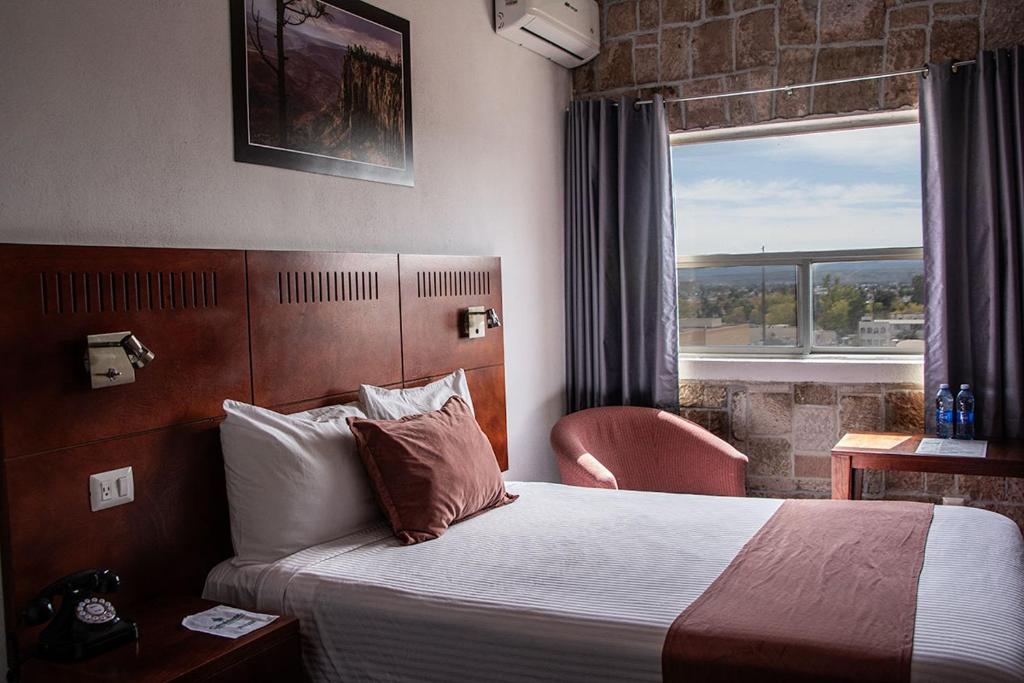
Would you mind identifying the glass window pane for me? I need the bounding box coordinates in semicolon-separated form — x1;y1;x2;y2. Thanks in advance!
811;260;924;350
679;265;799;349
672;124;922;256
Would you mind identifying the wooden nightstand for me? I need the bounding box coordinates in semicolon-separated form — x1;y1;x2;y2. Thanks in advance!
831;432;1024;500
17;596;303;683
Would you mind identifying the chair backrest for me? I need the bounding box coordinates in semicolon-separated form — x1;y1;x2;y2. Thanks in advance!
551;406;747;496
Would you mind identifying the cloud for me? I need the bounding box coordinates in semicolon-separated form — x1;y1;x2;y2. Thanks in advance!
673;123;921;175
777;124;920;170
674;177;922;254
671;123;923;255
677;178;917;206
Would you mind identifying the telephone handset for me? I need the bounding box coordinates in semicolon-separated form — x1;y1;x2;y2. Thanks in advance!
21;569;139;661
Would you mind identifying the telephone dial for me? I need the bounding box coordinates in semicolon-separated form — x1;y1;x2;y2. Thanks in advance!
21;569;138;661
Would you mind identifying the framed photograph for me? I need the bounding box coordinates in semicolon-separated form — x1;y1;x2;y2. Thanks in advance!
230;0;413;186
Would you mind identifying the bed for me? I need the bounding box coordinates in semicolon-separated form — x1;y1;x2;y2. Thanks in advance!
204;481;1024;683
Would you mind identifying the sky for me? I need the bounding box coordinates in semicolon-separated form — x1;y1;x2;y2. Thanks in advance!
672;123;923;256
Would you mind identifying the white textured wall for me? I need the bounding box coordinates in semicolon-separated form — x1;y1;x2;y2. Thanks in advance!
0;0;569;483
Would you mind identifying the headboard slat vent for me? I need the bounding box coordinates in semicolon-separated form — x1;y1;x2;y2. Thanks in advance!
415;270;492;298
275;271;381;304
38;271;219;314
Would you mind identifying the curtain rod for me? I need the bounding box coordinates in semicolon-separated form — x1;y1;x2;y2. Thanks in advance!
628;59;977;107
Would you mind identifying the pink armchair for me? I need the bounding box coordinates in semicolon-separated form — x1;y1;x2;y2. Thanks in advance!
551;407;748;496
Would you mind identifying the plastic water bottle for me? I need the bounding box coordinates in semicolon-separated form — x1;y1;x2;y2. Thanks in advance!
955;384;975;440
935;384;954;438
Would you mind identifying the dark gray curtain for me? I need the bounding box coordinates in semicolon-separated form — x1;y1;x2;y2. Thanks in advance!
564;96;679;413
921;46;1024;438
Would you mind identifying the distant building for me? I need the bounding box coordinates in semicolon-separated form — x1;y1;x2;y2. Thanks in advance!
680;317;754;346
679;318;803;347
894;339;925;353
680;318;726;329
857;315;924;347
813;330;839;346
764;324;796;345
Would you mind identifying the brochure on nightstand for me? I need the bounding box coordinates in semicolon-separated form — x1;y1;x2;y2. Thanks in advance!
916;438;988;458
182;605;278;639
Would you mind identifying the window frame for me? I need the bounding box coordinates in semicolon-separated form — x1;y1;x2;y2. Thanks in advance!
672;111;925;359
677;247;925;357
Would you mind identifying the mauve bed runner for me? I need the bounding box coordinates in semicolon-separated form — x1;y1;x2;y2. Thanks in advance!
663;499;934;683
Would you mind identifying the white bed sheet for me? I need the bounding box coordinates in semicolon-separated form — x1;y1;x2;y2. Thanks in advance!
204;482;1024;683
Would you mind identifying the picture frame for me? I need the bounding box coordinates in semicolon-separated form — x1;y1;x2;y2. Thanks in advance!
230;0;414;186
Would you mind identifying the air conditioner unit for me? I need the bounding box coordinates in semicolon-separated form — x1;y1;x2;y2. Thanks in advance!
495;0;600;69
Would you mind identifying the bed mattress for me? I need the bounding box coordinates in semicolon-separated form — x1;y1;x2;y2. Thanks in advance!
204;482;1024;683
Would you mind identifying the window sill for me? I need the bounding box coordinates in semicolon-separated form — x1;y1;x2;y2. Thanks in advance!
679;354;923;385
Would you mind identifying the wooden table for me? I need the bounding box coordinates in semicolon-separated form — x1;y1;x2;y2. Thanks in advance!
18;595;303;682
831;432;1024;500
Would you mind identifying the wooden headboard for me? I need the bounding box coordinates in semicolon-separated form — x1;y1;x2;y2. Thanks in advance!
0;244;506;645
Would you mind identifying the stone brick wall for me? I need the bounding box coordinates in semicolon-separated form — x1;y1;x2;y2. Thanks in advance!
574;0;1024;526
574;0;1024;131
680;379;1024;529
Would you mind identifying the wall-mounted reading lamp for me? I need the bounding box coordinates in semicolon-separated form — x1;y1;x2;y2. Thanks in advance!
84;332;155;389
460;306;501;339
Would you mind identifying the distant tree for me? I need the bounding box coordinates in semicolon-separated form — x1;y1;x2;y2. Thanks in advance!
697;290;714;318
910;274;925;305
247;0;332;146
872;289;896;318
816;275;866;337
764;290;797;326
819;298;851;336
724;304;748;325
679;297;700;319
900;302;924;315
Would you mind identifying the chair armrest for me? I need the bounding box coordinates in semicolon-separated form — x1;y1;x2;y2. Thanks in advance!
559;452;618;490
551;419;620;489
657;418;748;496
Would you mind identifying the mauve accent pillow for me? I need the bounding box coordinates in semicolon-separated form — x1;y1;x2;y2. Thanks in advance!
347;395;516;545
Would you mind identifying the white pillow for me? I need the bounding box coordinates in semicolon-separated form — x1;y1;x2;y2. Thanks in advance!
359;368;474;420
220;400;380;565
294;401;364;422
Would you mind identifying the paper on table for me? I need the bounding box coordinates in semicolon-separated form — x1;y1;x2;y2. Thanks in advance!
182;605;278;639
916;438;988;458
839;433;914;450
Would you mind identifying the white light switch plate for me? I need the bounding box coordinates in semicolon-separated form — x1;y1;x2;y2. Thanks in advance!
89;466;134;512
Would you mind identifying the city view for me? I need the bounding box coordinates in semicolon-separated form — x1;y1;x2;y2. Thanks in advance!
672;122;925;353
678;260;924;350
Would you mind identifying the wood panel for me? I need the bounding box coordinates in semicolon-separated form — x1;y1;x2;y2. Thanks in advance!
20;596;302;682
269;387;401;417
247;251;402;407
398;255;504;381
3;422;232;623
830;432;1024;500
405;365;508;471
270;390;363;416
0;245;510;659
0;245;251;458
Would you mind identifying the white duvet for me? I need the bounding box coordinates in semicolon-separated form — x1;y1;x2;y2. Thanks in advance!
204;482;1024;683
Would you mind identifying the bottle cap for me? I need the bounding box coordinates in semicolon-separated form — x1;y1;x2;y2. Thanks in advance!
960;384;970;390
939;383;949;389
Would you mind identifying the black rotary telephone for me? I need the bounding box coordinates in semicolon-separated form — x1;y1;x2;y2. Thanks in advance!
20;569;139;661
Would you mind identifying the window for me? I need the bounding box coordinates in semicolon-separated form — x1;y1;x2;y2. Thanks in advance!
679;265;798;348
672;113;924;355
